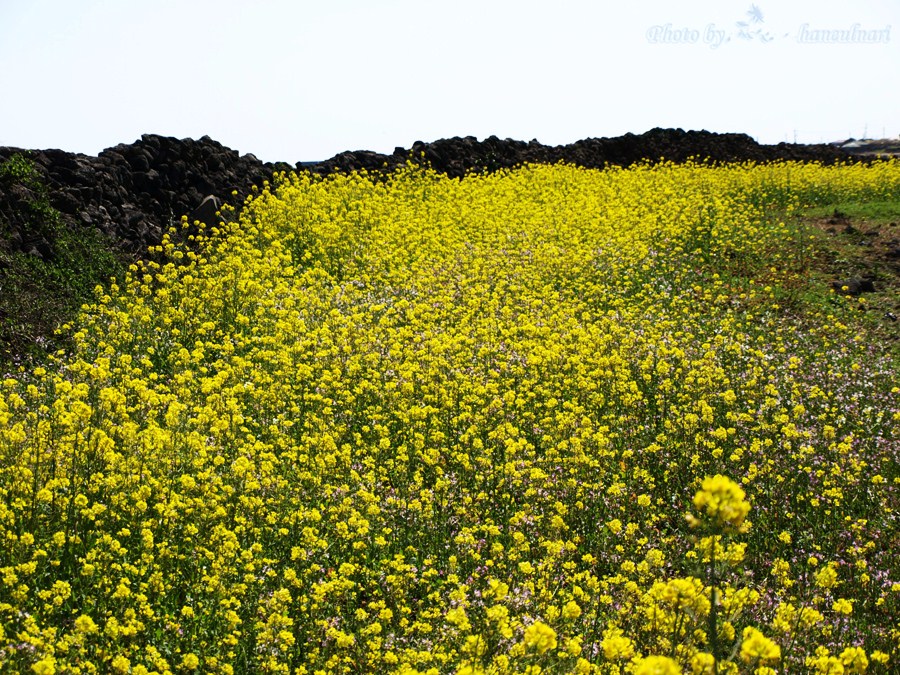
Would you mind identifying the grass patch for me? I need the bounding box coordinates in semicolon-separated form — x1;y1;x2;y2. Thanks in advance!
0;153;125;369
801;199;900;224
782;196;900;354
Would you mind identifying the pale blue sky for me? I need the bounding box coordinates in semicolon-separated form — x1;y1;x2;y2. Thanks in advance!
1;0;897;162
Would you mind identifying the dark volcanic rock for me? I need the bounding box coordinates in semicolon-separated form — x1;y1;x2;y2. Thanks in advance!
1;134;277;259
831;278;876;295
309;129;853;179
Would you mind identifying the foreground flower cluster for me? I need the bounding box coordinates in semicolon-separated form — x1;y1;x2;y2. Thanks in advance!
1;159;898;674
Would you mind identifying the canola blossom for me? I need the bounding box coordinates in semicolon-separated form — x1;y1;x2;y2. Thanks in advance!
1;159;899;674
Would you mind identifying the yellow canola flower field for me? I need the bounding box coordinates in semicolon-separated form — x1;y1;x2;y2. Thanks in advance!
1;160;899;675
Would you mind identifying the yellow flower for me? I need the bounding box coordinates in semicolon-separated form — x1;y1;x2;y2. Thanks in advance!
111;655;131;674
839;647;868;674
815;565;839;590
180;653;200;670
870;651;888;666
690;652;715;674
691;474;750;531
601;628;635;660
740;626;781;664
771;602;823;633
31;658;56;675
523;621;557;655
806;651;846;674
446;606;471;631
462;634;487;657
455;664;485;675
562;600;582;620
74;614;99;634
634;655;683;675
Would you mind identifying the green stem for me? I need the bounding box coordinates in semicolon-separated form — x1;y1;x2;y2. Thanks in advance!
708;535;719;675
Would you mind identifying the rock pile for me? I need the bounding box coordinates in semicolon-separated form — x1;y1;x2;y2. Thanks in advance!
316;129;853;178
0;134;290;259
